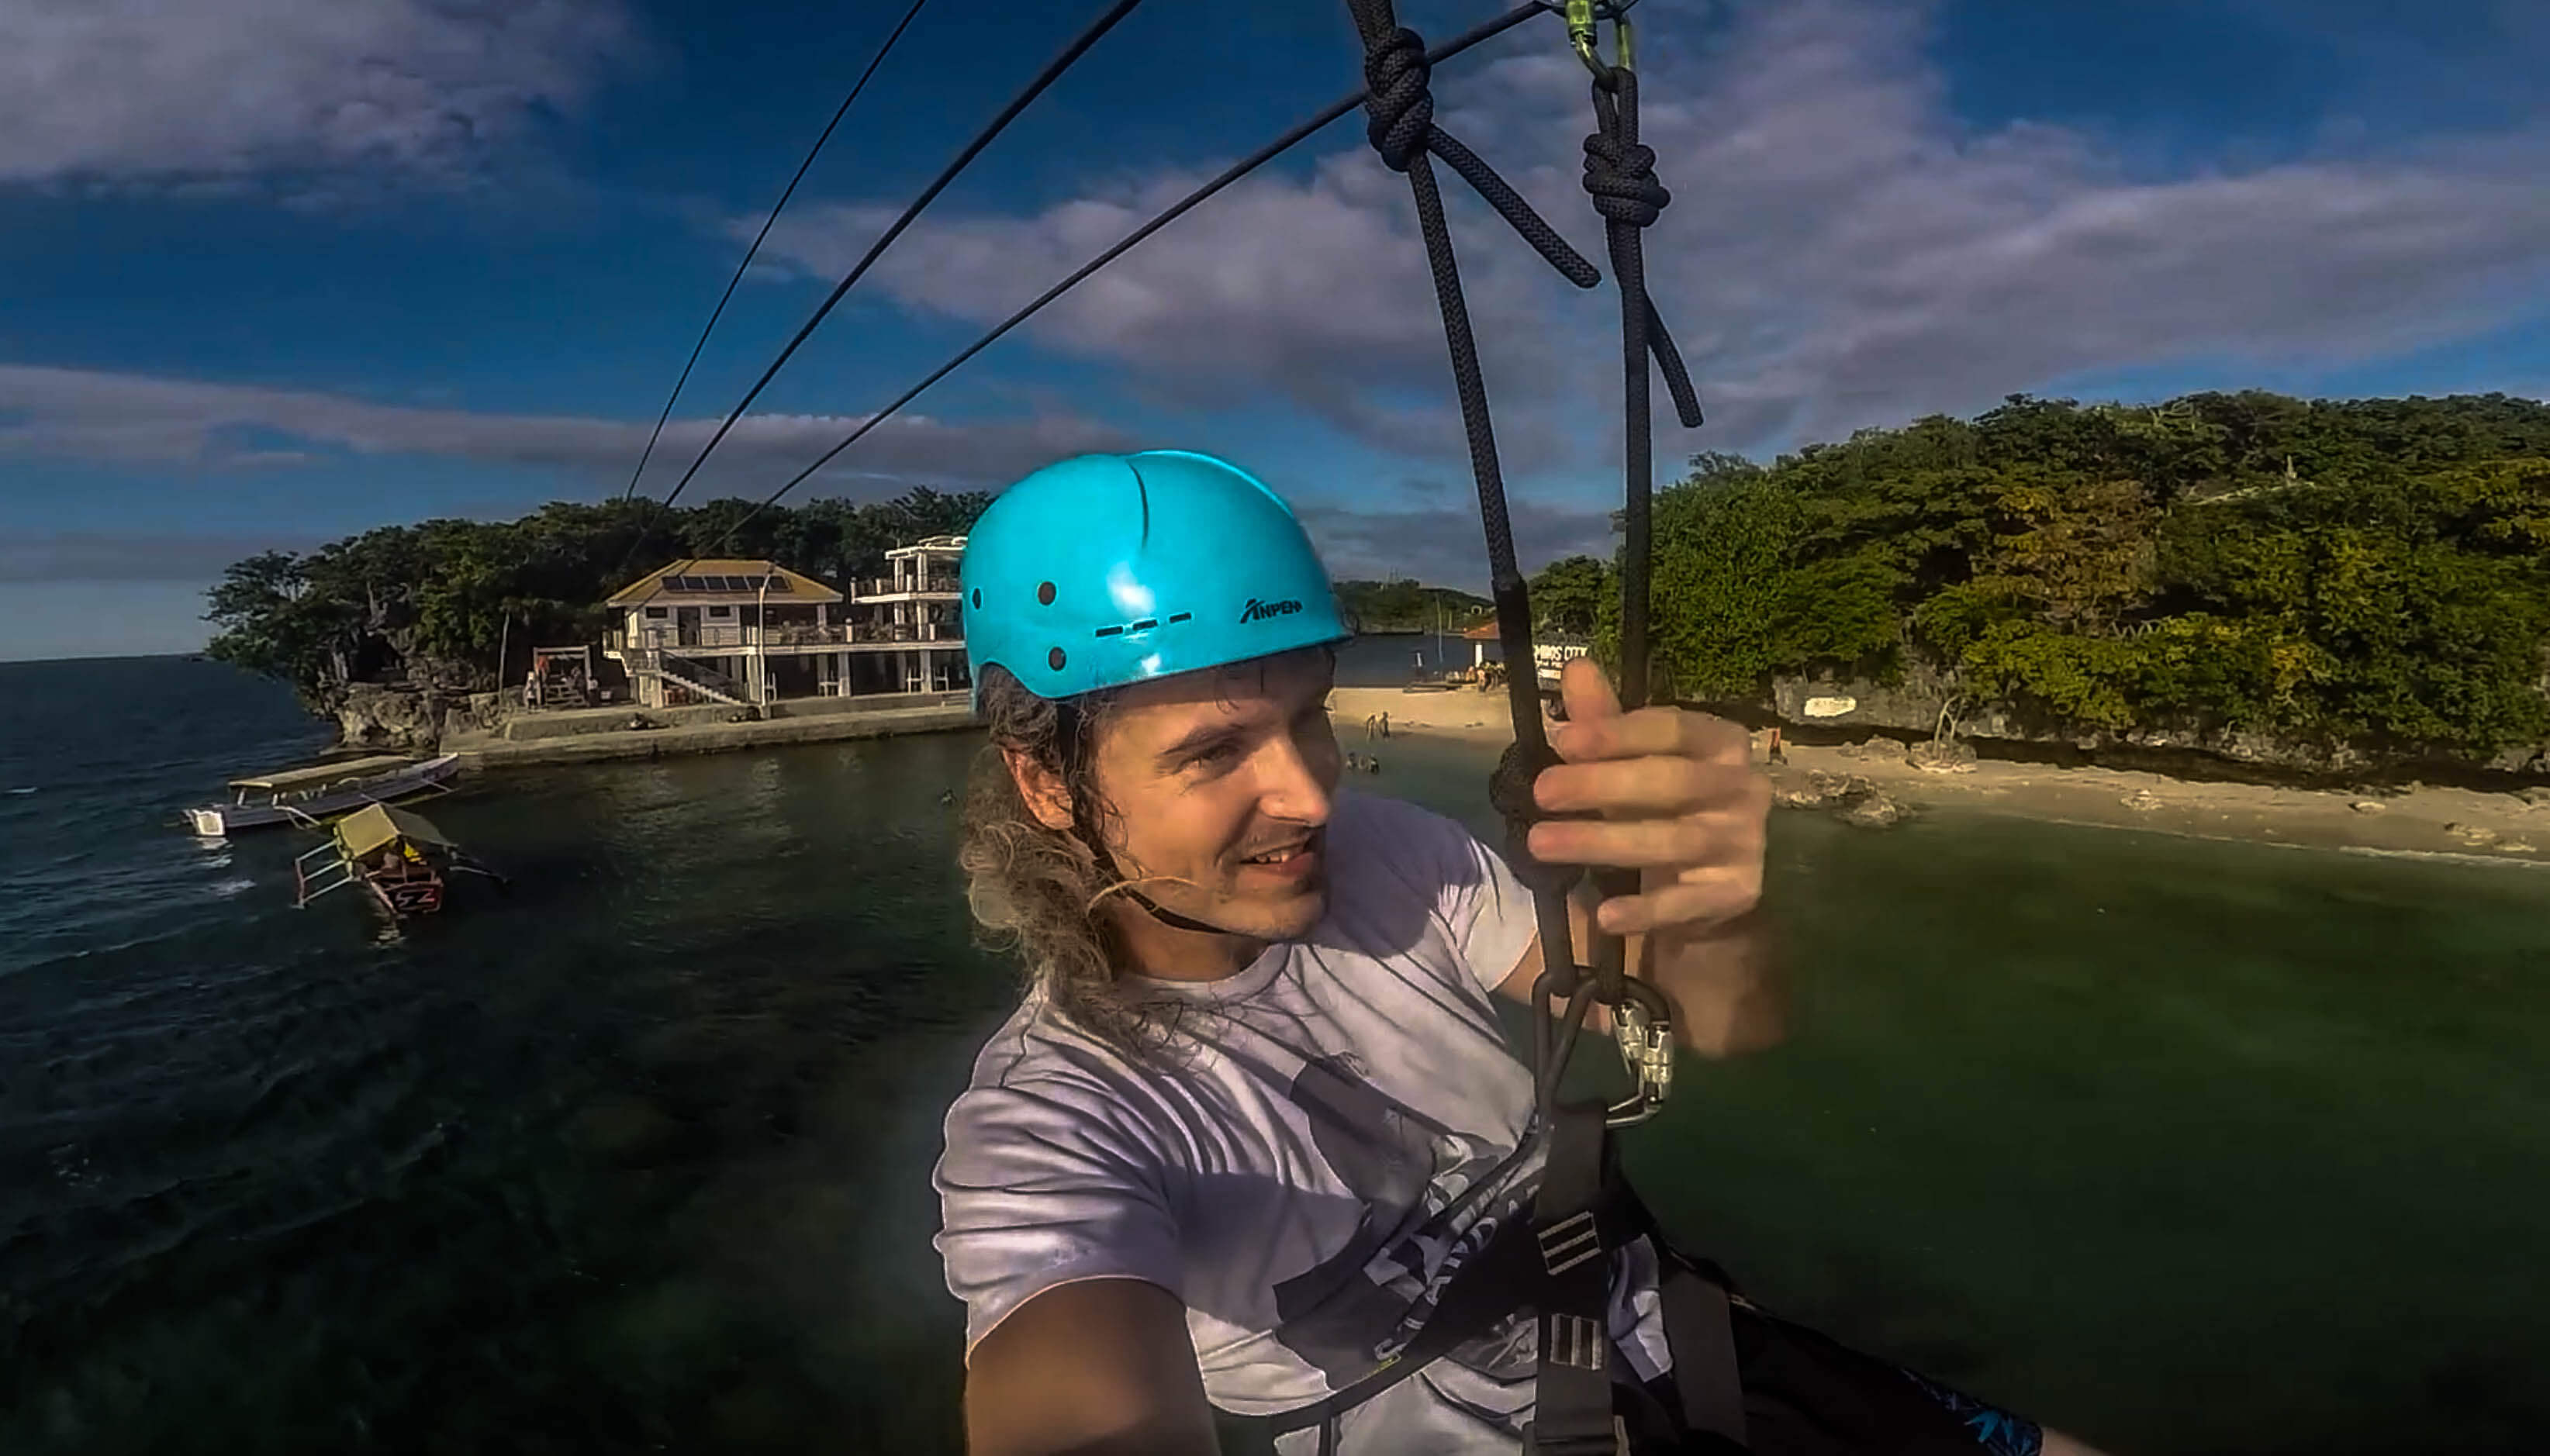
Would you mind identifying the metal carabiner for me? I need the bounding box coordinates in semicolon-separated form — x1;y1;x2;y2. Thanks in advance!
1550;0;1639;78
1603;979;1674;1127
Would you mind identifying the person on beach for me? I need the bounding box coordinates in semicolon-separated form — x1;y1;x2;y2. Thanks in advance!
934;450;2104;1456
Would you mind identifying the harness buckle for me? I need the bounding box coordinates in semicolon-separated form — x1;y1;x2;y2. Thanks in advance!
1546;1312;1608;1371
1521;1414;1633;1456
1536;1209;1603;1276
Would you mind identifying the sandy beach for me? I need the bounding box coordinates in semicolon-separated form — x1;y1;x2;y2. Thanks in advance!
1329;685;1524;744
1329;686;2550;863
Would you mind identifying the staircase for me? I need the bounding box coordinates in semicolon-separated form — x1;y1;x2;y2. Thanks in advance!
628;649;752;708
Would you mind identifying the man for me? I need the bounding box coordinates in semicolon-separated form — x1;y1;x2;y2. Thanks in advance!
935;451;2099;1455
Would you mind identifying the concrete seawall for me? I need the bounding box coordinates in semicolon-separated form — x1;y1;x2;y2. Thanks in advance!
451;695;976;769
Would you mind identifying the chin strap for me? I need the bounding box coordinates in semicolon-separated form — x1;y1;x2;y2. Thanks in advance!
1054;698;1241;939
1070;813;1239;937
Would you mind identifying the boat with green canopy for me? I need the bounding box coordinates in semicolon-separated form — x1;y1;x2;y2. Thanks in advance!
293;802;505;921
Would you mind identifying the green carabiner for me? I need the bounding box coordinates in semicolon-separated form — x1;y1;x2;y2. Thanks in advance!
1563;0;1602;74
1561;0;1636;78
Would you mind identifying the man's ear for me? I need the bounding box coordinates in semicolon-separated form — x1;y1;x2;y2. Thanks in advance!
1002;747;1077;832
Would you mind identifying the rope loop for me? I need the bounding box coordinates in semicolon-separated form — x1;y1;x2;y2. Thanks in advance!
1360;27;1436;172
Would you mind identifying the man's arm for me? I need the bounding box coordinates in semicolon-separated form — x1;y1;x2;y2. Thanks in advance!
1493;888;1785;1056
964;1278;1220;1456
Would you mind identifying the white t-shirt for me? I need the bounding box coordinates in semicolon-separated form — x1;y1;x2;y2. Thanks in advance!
934;788;1670;1454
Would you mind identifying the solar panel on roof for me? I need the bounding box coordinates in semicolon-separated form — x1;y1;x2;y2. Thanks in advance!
654;570;800;593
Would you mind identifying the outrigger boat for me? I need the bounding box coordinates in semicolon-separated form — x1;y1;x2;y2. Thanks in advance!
185;753;459;837
293;802;506;920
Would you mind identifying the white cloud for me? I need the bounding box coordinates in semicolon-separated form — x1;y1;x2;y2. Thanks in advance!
0;0;634;187
742;0;2550;462
0;364;1135;495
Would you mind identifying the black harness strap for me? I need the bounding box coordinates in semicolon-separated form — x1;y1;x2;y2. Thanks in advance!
1660;1261;1750;1447
1262;1213;1543;1447
1525;1104;1627;1455
1242;1127;1753;1454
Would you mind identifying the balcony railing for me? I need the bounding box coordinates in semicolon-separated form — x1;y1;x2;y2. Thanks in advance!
610;624;852;651
760;623;852;647
855;574;961;598
610;622;946;650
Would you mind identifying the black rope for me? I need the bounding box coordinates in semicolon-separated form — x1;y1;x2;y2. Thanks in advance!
696;2;1553;559
643;0;1147;528
1341;0;1600;1020
1576;53;1704;1004
617;0;932;509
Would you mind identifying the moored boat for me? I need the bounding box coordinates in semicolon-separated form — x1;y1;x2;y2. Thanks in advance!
185;754;459;837
293;802;505;920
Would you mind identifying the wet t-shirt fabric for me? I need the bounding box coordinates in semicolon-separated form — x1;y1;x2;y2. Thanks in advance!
934;788;1671;1454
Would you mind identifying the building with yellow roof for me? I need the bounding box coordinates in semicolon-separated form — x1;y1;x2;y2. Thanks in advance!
599;543;968;709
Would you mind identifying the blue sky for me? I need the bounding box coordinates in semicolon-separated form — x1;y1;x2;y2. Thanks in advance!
5;0;2547;661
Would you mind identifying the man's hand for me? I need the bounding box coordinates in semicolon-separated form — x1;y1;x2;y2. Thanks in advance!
1521;656;1781;1053
1527;657;1767;934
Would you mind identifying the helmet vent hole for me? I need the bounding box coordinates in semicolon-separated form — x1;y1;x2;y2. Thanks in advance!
1168;612;1192;623
1037;581;1056;606
1048;647;1066;671
971;588;982;609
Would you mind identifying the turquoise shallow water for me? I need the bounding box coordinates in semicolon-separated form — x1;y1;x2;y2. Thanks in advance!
3;655;2547;1453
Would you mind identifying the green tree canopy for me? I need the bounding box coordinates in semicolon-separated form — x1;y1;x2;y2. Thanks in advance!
1527;556;1608;638
1619;392;2550;757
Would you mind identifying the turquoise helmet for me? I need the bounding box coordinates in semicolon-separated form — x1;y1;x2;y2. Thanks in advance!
961;450;1352;709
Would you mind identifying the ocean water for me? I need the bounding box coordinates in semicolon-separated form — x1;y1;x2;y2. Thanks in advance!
2;654;2548;1454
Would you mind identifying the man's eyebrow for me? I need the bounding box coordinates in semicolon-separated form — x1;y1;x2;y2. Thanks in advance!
1156;721;1245;765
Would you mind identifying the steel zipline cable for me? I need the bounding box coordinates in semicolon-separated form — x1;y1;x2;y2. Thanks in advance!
616;0;934;507
648;0;1148;521
609;0;1142;592
688;0;1553;561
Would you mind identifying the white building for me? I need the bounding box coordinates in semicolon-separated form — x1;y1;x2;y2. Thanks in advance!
599;545;973;709
843;536;969;695
601;558;850;708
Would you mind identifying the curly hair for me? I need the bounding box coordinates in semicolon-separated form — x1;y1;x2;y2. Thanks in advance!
956;664;1183;1057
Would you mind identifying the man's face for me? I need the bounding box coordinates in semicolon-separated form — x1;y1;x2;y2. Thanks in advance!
1085;647;1341;941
